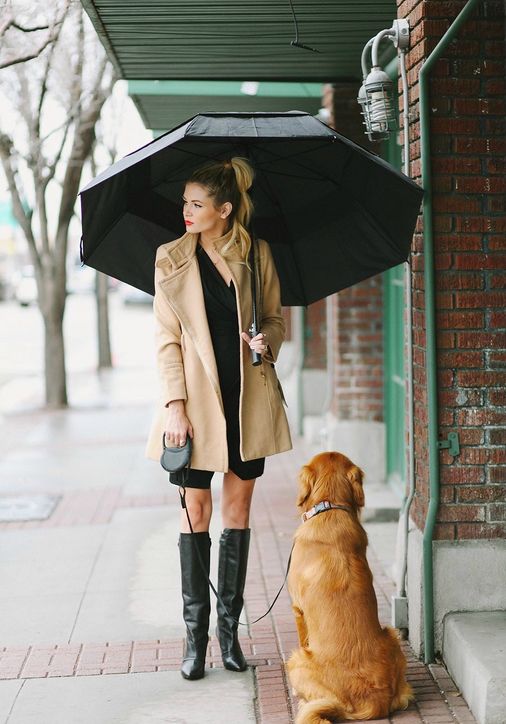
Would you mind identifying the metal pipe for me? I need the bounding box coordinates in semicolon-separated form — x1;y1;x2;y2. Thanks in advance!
419;0;482;664
371;28;395;67
361;37;375;79
398;47;415;600
399;50;409;178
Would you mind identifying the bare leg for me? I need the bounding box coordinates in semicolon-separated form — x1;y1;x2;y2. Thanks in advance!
221;470;255;529
180;487;212;533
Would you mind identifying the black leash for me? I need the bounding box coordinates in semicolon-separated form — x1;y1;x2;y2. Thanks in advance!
179;485;293;626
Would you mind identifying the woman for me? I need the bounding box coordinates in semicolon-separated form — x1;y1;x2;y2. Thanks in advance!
146;157;292;680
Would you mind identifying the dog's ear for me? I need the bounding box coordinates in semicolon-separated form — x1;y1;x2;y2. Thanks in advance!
296;464;314;509
348;465;365;508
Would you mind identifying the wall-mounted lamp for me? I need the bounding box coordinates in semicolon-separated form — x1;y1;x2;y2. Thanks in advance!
358;19;410;142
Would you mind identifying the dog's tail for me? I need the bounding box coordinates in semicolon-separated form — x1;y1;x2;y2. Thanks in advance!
296;696;395;724
295;697;347;724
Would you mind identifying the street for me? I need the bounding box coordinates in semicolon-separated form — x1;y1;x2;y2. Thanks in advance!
0;290;157;415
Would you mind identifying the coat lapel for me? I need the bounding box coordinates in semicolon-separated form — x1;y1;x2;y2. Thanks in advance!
155;232;255;408
157;234;222;404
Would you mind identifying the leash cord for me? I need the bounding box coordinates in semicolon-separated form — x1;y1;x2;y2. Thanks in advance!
179;485;293;627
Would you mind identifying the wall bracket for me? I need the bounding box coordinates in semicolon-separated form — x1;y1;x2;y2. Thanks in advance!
437;431;460;458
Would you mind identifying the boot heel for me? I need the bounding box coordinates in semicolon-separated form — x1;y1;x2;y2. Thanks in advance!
181;636;209;680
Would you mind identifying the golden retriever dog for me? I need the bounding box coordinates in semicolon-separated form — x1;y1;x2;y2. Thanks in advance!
287;452;413;724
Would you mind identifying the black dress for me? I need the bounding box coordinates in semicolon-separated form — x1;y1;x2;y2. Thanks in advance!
169;245;265;488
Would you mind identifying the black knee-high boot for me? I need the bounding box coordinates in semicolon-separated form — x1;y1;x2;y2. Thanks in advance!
179;532;211;680
216;528;250;672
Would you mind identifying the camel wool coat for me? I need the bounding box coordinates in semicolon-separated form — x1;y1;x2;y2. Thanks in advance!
145;232;292;472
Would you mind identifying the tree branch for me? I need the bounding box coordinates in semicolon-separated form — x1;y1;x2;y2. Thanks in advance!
0;35;55;70
36;2;70;133
0;132;39;268
55;57;115;268
0;15;14;38
0;1;70;71
11;22;51;33
42;117;74;188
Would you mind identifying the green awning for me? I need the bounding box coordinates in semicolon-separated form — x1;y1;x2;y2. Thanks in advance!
81;1;397;82
129;80;323;130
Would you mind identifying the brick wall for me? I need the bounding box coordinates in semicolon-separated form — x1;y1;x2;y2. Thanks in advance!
398;0;506;539
323;83;385;421
331;278;384;421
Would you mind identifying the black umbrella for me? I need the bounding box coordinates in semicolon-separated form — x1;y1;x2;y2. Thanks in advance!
79;111;423;307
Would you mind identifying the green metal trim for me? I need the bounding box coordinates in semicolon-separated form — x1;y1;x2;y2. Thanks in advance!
80;0;398;82
419;0;482;665
384;263;407;492
381;78;406;494
384;54;398;80
128;80;323;98
132;92;321;133
80;0;124;78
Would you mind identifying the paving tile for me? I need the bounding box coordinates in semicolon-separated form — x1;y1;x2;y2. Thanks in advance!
6;670;256;723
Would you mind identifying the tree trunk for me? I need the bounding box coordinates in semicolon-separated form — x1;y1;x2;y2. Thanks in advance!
38;258;67;408
43;308;67;408
96;271;112;369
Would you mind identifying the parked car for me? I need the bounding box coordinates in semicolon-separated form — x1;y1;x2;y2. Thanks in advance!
119;283;152;305
14;266;37;306
67;266;96;294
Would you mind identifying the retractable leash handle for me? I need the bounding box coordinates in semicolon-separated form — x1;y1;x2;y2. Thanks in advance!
179;486;292;626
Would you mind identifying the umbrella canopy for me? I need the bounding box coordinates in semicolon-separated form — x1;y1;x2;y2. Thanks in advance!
80;111;423;306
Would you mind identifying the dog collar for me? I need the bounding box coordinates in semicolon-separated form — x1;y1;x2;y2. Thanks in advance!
301;501;352;522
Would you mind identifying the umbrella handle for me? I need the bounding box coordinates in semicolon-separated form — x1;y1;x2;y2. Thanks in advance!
249;321;262;367
249;238;262;367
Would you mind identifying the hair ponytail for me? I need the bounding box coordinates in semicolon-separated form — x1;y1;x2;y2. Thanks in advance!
188;156;254;263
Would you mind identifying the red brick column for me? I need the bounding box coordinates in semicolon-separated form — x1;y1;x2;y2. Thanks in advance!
331;280;384;421
398;0;506;540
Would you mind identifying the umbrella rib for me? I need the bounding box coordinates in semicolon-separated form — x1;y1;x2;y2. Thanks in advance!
254;141;345;183
163;141;335;184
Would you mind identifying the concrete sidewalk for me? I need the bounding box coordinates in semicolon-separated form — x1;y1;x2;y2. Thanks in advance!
0;365;476;724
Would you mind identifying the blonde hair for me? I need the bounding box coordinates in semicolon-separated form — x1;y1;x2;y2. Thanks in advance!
188;156;254;262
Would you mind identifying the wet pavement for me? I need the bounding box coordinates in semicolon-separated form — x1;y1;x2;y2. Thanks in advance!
0;296;477;723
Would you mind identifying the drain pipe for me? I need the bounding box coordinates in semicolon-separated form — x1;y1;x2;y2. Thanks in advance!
419;0;480;664
396;45;415;605
294;306;305;436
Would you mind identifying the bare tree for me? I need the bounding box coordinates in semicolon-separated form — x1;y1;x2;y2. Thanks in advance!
0;2;116;407
89;84;129;370
89;152;112;369
0;3;67;69
95;269;112;368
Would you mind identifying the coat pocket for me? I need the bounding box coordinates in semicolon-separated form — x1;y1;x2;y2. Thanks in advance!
265;362;286;406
